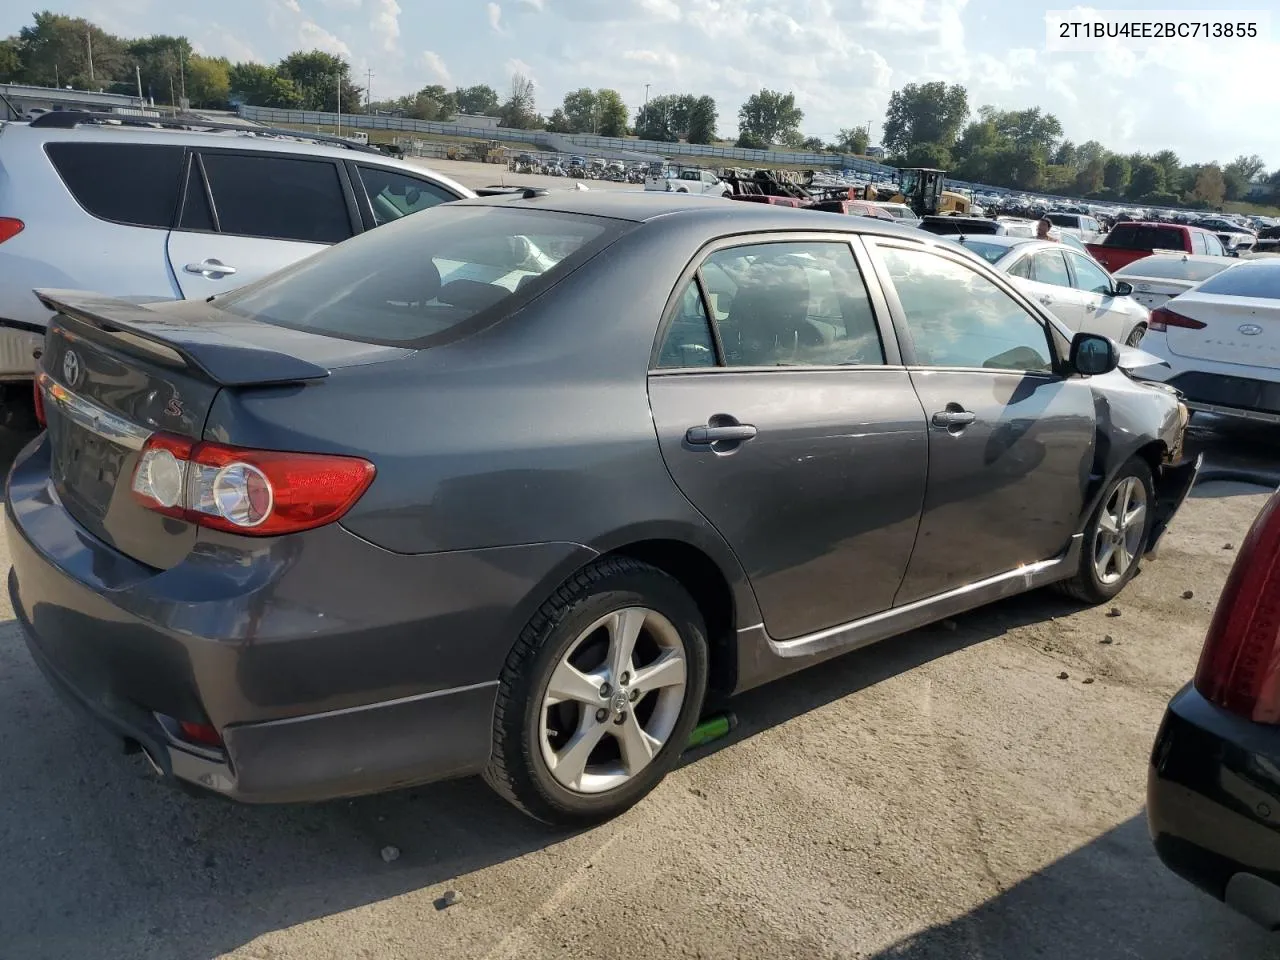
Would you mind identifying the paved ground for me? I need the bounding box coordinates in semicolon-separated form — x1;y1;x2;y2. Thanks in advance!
1;413;1279;959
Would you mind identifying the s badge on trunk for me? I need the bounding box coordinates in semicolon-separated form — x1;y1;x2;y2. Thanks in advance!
62;349;81;387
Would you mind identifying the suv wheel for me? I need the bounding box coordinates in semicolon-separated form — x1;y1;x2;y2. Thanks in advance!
1059;457;1154;604
484;557;708;825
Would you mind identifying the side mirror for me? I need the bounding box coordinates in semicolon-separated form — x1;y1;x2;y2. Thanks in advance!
1070;332;1120;376
1113;280;1133;296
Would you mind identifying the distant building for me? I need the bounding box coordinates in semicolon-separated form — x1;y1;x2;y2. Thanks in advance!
865;145;886;158
0;82;156;121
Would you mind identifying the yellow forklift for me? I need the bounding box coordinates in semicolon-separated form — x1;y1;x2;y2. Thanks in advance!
862;168;971;216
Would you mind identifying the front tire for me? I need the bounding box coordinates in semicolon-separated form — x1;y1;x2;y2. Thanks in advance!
1058;457;1155;604
1125;324;1147;348
484;557;709;825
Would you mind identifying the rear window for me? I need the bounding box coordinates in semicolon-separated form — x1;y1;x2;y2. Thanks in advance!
215;205;620;346
1045;214;1079;228
1104;225;1184;251
956;239;1016;264
46;142;183;228
1193;263;1280;299
1115;258;1232;282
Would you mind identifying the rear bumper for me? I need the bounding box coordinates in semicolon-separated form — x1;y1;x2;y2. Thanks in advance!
7;433;594;802
1148;684;1280;930
0;321;42;380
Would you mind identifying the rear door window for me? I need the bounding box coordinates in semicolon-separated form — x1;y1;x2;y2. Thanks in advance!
46;142;183;228
1068;254;1114;295
199;152;353;244
698;241;885;368
356;165;458;226
1031;250;1071;287
1203;233;1225;256
215;206;620;346
1105;225;1183;251
1190;231;1207;254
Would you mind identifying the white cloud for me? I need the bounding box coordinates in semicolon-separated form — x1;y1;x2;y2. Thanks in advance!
318;0;362;7
505;57;535;81
297;19;353;58
421;50;451;84
518;0;545;9
281;0;302;12
369;0;401;52
635;0;680;21
195;24;262;64
622;48;679;71
487;2;504;32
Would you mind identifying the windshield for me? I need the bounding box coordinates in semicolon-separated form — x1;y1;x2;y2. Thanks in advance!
1104;225;1184;251
216;206;620;347
1193;263;1280;299
1046;214;1079;227
1116;258;1232;282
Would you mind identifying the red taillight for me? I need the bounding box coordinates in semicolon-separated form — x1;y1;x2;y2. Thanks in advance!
1194;491;1280;722
1150;307;1207;331
33;376;46;428
131;433;375;536
178;720;224;747
0;218;23;244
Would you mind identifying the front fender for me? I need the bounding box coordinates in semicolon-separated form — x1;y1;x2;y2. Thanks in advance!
1147;453;1203;555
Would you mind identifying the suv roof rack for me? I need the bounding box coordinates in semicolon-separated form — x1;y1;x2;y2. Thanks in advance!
27;110;380;154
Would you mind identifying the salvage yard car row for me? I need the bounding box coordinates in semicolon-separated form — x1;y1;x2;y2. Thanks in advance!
2;109;1280;935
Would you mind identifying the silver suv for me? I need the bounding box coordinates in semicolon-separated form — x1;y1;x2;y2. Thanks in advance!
0;113;473;421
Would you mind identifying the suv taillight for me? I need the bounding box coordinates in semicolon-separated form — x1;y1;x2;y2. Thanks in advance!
131;433;375;536
1150;307;1206;332
1194;491;1280;722
0;218;23;244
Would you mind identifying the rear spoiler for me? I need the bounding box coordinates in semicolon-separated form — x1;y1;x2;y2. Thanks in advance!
34;290;329;387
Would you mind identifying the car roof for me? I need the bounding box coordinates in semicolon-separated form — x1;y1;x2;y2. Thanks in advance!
954;234;1037;250
1116;253;1226;269
455;191;933;238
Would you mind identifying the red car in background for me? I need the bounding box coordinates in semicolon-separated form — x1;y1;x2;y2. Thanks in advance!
1086;222;1228;272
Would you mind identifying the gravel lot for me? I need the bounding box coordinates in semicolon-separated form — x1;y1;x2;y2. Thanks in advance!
0;411;1278;959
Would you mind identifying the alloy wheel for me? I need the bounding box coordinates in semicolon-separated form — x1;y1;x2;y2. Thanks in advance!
538;607;688;794
1092;476;1147;585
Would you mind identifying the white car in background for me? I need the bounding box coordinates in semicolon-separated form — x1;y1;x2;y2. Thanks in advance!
872;202;921;225
1112;254;1236;311
643;166;730;196
1045;212;1105;243
953;235;1150;346
1132;258;1280;423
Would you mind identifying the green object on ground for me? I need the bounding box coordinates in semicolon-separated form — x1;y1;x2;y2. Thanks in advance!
686;712;737;749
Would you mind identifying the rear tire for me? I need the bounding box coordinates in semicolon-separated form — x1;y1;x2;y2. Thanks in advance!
1125;324;1147;348
484;557;709;826
1058;457;1155;604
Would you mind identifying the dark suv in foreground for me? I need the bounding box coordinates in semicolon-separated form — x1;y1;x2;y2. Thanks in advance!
10;193;1197;824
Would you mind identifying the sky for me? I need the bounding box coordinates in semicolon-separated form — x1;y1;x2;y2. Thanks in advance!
5;0;1280;166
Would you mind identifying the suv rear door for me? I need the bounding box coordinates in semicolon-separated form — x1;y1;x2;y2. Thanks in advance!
166;150;358;299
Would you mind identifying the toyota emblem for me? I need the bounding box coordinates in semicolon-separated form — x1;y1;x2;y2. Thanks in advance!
62;349;81;386
1238;323;1264;337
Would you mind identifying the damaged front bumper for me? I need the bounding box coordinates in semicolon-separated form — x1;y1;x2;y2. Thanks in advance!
1146;452;1203;557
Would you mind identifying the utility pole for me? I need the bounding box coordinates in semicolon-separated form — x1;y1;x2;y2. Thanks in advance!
135;63;143;103
644;83;650;110
336;73;342;137
179;46;186;106
86;29;94;84
366;68;374;109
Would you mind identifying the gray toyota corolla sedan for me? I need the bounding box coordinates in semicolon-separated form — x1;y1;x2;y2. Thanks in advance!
9;193;1198;825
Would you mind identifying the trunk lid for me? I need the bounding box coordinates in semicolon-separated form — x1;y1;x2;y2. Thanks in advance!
34;290;407;569
1163;293;1280;367
1128;279;1196;311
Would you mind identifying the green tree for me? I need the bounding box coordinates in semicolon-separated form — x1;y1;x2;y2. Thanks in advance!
686;95;717;144
1076;140;1107;167
1052;140;1077;167
835;125;870;154
455;84;501;116
901;142;951;170
1103;155;1130;193
595;89;628;137
1224;153;1267;201
982;105;1062;154
736;88;803;148
19;12;130;89
1191;163;1226;206
881;81;969;155
562;87;597;132
278;49;362;112
544;107;572;133
1150;150;1182;187
1128;161;1164;199
801;136;825;152
1075;158;1105;195
229;61;302;108
0;38;22;81
498;72;538;129
186;54;230;108
128;35;192;105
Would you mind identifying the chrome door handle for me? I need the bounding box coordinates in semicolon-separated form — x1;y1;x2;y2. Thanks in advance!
184;258;237;278
1038;296;1053;305
1085;303;1097;313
